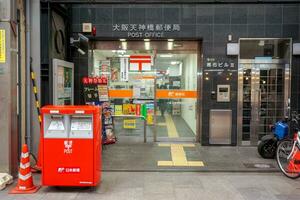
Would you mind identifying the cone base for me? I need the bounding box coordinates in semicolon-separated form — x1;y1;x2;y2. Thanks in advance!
9;185;41;194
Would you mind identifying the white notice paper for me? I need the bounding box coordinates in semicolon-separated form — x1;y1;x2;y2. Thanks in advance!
48;120;65;131
71;121;92;131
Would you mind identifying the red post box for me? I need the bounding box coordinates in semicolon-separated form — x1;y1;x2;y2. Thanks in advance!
41;105;101;186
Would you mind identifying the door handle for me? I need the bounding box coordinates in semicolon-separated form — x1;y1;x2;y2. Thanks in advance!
257;89;261;121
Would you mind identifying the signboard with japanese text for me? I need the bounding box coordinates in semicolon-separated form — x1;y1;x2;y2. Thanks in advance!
120;57;129;81
204;57;237;72
112;24;180;38
156;90;197;99
82;76;108;104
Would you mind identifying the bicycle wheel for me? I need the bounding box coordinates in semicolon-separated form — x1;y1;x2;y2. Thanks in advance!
276;139;300;179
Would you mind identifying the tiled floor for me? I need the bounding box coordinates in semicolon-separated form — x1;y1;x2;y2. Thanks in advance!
113;114;195;142
102;143;278;172
1;172;300;200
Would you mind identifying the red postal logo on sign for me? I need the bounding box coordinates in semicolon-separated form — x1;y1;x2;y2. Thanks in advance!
129;55;152;71
57;167;81;173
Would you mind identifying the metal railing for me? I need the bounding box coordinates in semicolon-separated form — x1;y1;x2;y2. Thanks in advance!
112;115;147;143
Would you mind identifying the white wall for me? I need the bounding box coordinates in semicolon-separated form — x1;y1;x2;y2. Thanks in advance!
181;54;197;134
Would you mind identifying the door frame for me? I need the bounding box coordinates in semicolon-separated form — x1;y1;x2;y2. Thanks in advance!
237;38;292;146
153;40;203;143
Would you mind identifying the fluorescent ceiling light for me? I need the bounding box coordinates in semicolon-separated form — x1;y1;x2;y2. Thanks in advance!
120;39;126;42
159;54;173;58
113;50;126;54
121;41;127;50
119;54;130;57
168;41;173;50
171;61;179;65
145;41;150;50
258;40;265;46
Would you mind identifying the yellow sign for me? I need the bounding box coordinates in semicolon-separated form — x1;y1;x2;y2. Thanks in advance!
0;29;5;63
147;114;153;125
123;104;136;115
123;119;136;129
114;105;123;115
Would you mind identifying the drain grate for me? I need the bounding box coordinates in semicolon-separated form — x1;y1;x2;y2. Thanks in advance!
243;163;275;169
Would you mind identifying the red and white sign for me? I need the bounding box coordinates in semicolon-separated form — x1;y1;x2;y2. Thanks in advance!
82;76;108;85
129;55;152;71
57;167;81;173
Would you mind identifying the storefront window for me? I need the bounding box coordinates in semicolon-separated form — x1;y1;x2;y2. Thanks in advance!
90;40;199;142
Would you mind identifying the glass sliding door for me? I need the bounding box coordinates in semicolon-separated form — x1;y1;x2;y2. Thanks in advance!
155;51;198;142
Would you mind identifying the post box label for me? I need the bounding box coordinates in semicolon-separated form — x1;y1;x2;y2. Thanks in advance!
57;167;81;173
50;110;59;114
64;140;73;154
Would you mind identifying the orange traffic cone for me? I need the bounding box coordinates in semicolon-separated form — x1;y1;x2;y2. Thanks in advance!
9;144;40;194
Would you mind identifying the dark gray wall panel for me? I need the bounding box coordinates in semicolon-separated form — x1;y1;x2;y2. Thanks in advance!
67;2;300;145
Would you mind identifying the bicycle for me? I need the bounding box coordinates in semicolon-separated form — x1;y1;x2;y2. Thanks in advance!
276;112;300;179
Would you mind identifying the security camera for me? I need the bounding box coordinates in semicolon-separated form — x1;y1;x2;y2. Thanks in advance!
70;33;89;45
78;33;89;43
77;48;86;55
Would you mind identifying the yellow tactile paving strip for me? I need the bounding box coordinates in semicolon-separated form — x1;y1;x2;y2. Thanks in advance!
157;122;166;126
165;115;179;138
157;144;204;167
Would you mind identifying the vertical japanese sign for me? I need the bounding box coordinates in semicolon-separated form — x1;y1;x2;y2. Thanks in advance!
120;57;129;81
0;29;6;63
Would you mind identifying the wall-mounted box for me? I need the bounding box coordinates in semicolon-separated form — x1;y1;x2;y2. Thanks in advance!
293;43;300;55
217;85;230;102
227;43;239;56
82;23;92;33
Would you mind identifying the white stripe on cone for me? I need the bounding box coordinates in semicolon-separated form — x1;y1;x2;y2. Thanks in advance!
19;162;30;169
21;152;29;158
18;173;32;181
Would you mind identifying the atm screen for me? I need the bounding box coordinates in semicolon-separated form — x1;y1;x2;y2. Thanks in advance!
219;88;228;93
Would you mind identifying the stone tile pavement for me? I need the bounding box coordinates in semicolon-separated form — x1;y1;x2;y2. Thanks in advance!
1;172;300;200
102;143;278;172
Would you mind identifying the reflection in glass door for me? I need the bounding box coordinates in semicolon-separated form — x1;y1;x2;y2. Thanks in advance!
239;61;287;145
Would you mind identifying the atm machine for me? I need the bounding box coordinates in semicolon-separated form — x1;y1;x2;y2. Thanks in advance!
41;105;101;187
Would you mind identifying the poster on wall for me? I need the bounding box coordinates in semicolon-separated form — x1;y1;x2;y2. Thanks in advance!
99;60;110;78
111;67;119;81
120;57;129;81
53;59;74;105
98;84;109;101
